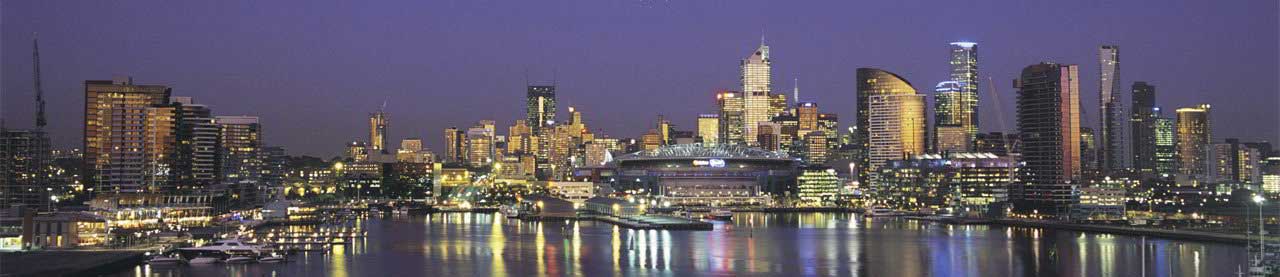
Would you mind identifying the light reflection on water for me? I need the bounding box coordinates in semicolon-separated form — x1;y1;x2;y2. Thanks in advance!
119;212;1247;276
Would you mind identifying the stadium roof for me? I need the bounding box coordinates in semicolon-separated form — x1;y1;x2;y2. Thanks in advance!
615;144;790;160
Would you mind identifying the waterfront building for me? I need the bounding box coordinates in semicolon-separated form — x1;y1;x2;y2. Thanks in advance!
369;109;388;154
527;85;556;134
1098;45;1131;173
717;90;746;145
947;42;980;149
804;131;830;165
1071;178;1127;221
741;42;772;146
796;166;839;205
87;193;214;230
1130;82;1158;177
875;153;1015;215
612;144;796;206
856;68;919;184
0;129;51;210
1013;62;1082;214
1204;139;1262;185
1263;157;1280;195
1176;104;1211;177
216;116;263;205
170;97;220;188
83;77;172;193
697;114;720;146
545;181;595;203
24;212;107;249
866;93;926;181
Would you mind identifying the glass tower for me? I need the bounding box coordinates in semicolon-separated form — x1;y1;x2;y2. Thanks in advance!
527;85;557;134
856;68;918;184
1013;62;1082;213
947;42;980;149
1176;104;1211;176
741;43;771;146
1098;45;1131;173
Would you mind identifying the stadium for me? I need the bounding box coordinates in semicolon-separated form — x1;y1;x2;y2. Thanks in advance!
612;144;798;206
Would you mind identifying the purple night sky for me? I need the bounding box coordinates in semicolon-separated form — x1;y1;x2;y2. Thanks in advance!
3;0;1277;157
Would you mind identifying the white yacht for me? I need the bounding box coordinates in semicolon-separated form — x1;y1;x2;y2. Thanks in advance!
704;209;733;220
864;206;901;217
177;238;270;258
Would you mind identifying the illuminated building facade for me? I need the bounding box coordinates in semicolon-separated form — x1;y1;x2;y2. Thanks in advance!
875;153;1015;215
741;43;771;146
1154;117;1177;176
1130;82;1158;176
1013;62;1082;214
1098;45;1130;173
1176;104;1211;176
466;122;495;167
369;110;388;154
756;122;781;151
1;129;51;210
856;68;919;184
933;81;971;153
443;127;465;164
83;77;172;193
717;90;745;145
797;166;839;204
947;42;980;149
613;144;796;206
216;116;263;204
867;93;926;181
804;131;830;165
697;114;719;146
527;85;556;134
171;97;220;188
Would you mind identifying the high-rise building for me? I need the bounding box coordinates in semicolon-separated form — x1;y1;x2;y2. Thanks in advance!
741;43;772;146
933;81;971;153
1130;82;1158;176
1080;127;1099;178
216;116;262;184
171;97;220;188
975;132;1021;157
1176;104;1211;177
1205;139;1263;184
1;129;51;210
796;102;819;138
857;68;921;182
656;115;672;145
797;166;839;204
1154;117;1177;177
369;110;388;154
143;105;179;192
697;114;719;146
1013;62;1082;213
717;90;745;145
945;41;980;151
756;122;781;151
443;127;465;164
507;120;535;155
84;77;172;193
466;121;496;167
804;131;831;165
527;85;557;134
1098;45;1131;173
769;93;788;118
867;94;927;179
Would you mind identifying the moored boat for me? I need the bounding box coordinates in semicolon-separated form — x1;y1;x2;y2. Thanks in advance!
704;209;733;220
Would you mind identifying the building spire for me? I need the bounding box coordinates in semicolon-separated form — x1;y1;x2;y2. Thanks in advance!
33;32;47;129
793;78;799;103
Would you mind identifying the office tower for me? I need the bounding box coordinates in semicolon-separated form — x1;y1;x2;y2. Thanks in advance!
1176;104;1211;176
946;41;980;151
857;68;920;182
466;121;496;167
527;85;557;134
769;93;788;118
797;166;839;204
170;97;220;188
757;122;781;151
1013;62;1082;213
1;129;51;210
772;113;800;155
805;131;830;165
444;127;465;164
933;81;971;153
142;105;180;192
697;114;720;146
1098;45;1130;173
369;109;388;154
741;43;772;146
216;116;262;184
817;113;839;146
1154;117;1177;177
261;146;287;190
347;141;369;162
797;102;819;138
717;90;745;145
657;115;672;145
1081;127;1099;178
84;77;172;193
1130;82;1158;176
867;94;927;179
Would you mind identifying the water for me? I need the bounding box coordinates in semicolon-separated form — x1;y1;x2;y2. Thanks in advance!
120;213;1247;276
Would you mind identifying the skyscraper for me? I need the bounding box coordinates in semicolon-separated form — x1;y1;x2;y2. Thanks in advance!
466;121;495;167
741;42;771;146
1176;104;1211;177
1098;45;1130;173
84;77;172;193
856;68;918;183
867;93;926;179
1130;82;1158;176
946;42;980;150
527;85;557;134
443;127;465;164
1013;62;1082;213
216;116;262;185
1;129;51;210
172;97;220;188
369;109;388;154
1154;116;1177;177
697;114;719;146
933;81;970;153
717;90;745;145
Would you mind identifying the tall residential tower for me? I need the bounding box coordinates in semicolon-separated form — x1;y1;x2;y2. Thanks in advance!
1013;62;1082;213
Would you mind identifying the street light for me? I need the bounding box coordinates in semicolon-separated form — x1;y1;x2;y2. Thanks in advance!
1254;194;1266;267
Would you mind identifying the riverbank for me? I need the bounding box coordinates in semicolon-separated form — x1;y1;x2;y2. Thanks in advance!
987;219;1278;245
0;250;145;276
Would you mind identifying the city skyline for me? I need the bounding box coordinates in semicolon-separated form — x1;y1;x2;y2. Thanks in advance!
2;1;1277;157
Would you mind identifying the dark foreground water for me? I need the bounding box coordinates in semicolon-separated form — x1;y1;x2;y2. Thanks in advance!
117;212;1247;276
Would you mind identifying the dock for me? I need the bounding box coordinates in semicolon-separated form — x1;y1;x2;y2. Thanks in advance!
905;216;993;225
0;250;145;276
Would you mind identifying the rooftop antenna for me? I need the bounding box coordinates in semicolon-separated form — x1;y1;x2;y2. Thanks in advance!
33;32;47;129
